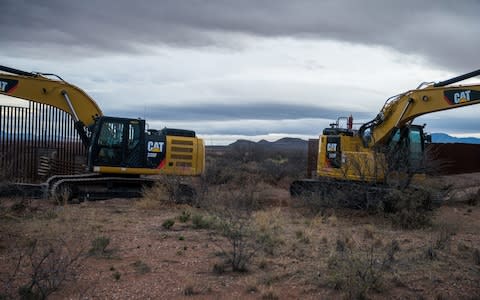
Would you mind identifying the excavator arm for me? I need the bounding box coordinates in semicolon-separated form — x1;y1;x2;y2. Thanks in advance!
361;69;480;147
0;65;103;146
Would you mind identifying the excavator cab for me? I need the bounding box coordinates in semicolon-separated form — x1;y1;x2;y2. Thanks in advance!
87;116;203;176
89;117;148;169
387;125;425;171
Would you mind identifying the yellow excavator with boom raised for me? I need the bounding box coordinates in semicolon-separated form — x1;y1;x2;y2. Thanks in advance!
291;69;480;208
0;65;205;200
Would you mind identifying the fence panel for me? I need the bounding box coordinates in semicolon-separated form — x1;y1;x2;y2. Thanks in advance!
0;102;87;183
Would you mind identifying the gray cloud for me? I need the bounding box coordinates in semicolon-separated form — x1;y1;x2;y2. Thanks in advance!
106;102;373;136
2;0;479;70
106;103;370;122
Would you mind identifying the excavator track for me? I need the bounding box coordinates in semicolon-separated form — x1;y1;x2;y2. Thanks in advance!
2;174;197;204
49;175;197;203
49;175;157;202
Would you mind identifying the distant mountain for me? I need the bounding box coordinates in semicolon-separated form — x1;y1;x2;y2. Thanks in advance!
256;137;308;149
431;133;480;144
229;139;258;148
229;137;308;151
207;133;480;155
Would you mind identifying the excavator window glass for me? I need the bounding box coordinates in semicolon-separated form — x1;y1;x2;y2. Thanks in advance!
96;121;124;165
388;126;423;170
98;121;124;147
128;122;141;150
125;121;144;167
408;127;423;168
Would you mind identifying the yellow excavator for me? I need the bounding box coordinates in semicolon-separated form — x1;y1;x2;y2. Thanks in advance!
291;69;480;208
0;65;205;200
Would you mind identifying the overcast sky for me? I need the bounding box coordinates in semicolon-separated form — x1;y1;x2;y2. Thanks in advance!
1;0;480;144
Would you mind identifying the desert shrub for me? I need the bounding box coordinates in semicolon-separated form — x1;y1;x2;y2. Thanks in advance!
112;271;121;281
386;188;433;229
205;184;281;272
191;214;214;229
212;263;226;275
214;217;259;272
326;239;399;299
261;291;280;300
178;210;191;223
252;209;284;255
207;144;306;187
3;238;85;299
89;236;111;256
466;189;480;206
259;157;289;184
132;260;151;274
140;176;197;207
203;157;236;185
9;200;29;214
425;245;437;260
0;197;39;220
162;219;175;230
433;223;457;250
295;230;311;244
259;151;306;185
183;285;197;296
138;182;171;209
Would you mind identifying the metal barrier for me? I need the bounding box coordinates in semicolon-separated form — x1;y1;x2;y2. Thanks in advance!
0;101;87;183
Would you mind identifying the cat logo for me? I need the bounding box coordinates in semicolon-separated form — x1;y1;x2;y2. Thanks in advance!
147;141;164;153
327;143;337;152
453;90;471;104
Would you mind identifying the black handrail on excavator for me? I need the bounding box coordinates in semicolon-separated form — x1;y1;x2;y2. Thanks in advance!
433;69;480;87
0;65;36;77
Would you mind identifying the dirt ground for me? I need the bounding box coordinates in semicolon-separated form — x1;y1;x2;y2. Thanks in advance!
1;174;480;299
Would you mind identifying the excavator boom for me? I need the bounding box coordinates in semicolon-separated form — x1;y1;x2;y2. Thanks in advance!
0;65;102;146
363;69;480;146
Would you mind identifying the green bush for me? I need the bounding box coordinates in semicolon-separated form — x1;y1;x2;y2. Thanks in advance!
89;236;110;256
178;210;191;223
326;240;399;299
162;219;175;230
191;214;213;229
386;188;433;229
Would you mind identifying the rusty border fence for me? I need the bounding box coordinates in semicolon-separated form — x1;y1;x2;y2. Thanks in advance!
0;101;87;183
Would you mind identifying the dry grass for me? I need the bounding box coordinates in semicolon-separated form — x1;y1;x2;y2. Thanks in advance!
137;181;172;209
1;191;480;299
2;151;480;298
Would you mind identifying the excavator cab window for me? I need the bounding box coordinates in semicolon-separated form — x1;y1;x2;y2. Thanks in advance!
97;121;124;165
388;125;424;171
90;117;146;168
